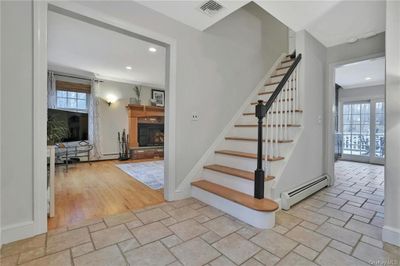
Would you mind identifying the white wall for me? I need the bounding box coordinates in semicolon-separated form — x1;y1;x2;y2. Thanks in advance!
1;0;35;237
76;1;288;187
0;1;288;243
383;0;400;247
96;80;164;157
338;85;384;102
274;30;326;196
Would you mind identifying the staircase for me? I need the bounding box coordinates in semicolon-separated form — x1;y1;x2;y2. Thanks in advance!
191;53;302;229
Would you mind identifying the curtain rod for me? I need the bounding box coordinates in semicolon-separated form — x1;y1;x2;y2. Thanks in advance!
52;72;102;82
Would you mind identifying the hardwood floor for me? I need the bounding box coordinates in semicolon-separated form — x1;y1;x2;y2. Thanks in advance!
47;159;164;230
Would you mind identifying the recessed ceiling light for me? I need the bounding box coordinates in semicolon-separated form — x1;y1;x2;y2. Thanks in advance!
149;47;157;53
125;66;132;70
365;77;372;80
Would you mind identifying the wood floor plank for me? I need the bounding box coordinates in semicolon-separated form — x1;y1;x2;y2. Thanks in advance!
48;159;164;230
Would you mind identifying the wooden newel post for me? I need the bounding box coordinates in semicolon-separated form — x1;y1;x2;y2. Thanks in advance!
254;100;266;199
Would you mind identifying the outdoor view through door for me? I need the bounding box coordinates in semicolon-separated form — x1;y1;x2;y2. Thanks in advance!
342;100;385;162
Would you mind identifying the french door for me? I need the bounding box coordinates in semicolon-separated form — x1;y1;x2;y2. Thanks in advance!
341;100;385;164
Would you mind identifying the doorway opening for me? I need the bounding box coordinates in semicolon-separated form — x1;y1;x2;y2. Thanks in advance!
44;4;174;230
334;56;385;165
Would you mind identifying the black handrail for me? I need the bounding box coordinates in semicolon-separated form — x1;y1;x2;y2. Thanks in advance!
254;54;302;199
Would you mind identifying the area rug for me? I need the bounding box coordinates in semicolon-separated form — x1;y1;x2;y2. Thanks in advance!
116;160;164;190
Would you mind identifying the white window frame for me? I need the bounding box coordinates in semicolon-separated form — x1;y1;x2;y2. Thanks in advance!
55;89;89;113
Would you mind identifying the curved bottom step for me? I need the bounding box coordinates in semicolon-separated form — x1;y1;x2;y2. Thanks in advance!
191;183;277;229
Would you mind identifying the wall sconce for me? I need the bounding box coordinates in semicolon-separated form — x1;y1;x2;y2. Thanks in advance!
104;94;118;106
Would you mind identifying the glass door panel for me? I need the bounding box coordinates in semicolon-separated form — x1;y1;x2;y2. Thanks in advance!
374;101;385;159
342;102;370;157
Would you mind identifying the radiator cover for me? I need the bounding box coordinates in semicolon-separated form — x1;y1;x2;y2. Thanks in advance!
280;175;330;210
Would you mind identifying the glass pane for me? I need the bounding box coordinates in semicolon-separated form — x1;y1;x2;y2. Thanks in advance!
343;115;351;124
57;90;67;97
77;99;86;109
361;124;370;134
361;103;370;114
57;97;66;108
343;124;352;134
67;98;77;108
351;124;360;132
77;93;86;100
375;101;385;158
351;115;360;124
343;104;351;115
352;104;360;114
361;114;370;123
67;91;77;98
376;102;384;113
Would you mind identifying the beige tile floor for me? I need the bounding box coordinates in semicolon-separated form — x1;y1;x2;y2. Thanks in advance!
1;161;399;265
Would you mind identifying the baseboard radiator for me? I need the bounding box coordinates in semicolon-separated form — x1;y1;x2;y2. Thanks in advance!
281;175;330;210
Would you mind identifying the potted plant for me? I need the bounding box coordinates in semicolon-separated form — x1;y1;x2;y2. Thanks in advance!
130;85;142;105
47;114;69;145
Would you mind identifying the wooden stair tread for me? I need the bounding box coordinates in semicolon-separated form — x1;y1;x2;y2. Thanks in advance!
215;150;284;161
204;164;274;181
225;137;293;143
276;65;290;71
243;110;303;116
234;124;301;128
192;180;279;212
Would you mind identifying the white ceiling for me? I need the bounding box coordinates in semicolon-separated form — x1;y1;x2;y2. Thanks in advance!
335;57;385;89
137;1;249;31
48;11;166;88
306;0;386;47
136;0;386;47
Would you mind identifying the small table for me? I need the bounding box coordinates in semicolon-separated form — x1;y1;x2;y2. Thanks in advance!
55;141;94;172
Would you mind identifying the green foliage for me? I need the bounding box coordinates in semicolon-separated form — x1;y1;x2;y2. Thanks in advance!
47;114;69;145
133;86;142;103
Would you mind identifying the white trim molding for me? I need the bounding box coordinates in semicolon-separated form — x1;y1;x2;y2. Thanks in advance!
47;1;178;202
383;226;400;247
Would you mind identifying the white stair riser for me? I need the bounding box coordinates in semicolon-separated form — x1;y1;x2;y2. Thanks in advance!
228;126;298;140
191;187;276;229
202;169;254;196
275;68;289;76
237;113;300;125
244;103;298;114
221;139;293;155
213;153;285;175
269;76;283;84
280;61;293;68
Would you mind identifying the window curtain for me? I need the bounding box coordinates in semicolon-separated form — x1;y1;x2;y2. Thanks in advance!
89;80;102;159
47;71;57;108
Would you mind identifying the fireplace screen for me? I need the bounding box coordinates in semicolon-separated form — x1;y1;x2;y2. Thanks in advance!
138;123;164;147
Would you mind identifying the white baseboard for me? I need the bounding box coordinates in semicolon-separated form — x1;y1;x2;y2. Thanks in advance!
383;225;400;247
1;221;36;245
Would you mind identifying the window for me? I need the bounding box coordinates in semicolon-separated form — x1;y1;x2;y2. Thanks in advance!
342;102;370;156
375;101;385;158
56;90;88;111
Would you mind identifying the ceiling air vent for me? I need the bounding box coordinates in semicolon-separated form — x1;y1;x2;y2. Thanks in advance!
199;0;224;17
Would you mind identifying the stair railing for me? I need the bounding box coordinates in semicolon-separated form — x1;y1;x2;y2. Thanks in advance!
254;53;302;199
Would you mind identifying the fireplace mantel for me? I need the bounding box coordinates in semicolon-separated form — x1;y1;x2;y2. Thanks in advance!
126;104;164;148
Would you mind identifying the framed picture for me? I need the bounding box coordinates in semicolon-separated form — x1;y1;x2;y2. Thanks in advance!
151;89;165;107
